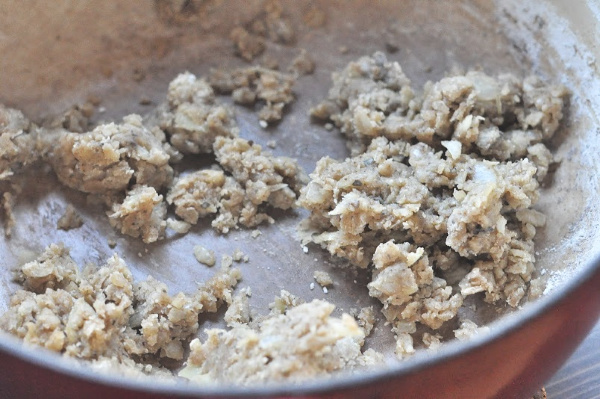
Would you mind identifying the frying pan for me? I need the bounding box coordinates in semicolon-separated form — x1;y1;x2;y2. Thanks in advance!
1;1;600;398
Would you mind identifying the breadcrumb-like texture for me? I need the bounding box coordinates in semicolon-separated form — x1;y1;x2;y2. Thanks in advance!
229;0;294;62
369;241;462;352
230;27;266;62
128;263;241;361
0;105;32;237
166;168;247;234
209;67;295;124
312;52;567;178
288;49;316;77
1;244;241;371
179;300;377;385
15;243;79;294
300;133;545;307
313;270;333;287
453;319;489;341
166;137;305;234
46;102;95;133
50;114;177;195
0;104;39;180
300;53;566;356
107;185;167;244
310;52;416;156
224;287;252;327
158;72;239;154
1;249;135;360
214;137;304;208
1;189;17;237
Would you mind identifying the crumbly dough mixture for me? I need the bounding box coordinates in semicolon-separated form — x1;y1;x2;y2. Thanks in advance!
0;105;40;236
34;70;304;241
107;185;167;244
0;46;568;384
0;105;39;180
313;270;333;287
311;52;566;164
1;243;241;370
167;137;305;233
156;72;239;154
179;299;382;385
209;67;295;124
301;52;566;353
49;114;177;195
230;0;295;62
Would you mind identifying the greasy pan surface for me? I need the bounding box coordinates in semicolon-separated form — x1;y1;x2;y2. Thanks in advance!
1;0;600;397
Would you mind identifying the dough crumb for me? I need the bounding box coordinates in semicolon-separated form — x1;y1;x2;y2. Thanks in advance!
269;289;304;315
313;270;333;287
167;137;305;234
57;204;83;231
288;49;316;77
230;27;266;61
221;254;233;269
194;245;216;267
209;67;295;123
1;244;240;373
356;307;376;336
1;190;17;238
0;105;40;180
107;185;167;244
224;287;252;327
49;114;177;195
232;249;246;262
179;300;376;385
45;102;95;133
156;72;239;154
166;217;192;234
422;332;443;350
454;319;490;341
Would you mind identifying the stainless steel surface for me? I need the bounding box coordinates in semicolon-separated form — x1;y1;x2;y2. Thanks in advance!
1;1;600;397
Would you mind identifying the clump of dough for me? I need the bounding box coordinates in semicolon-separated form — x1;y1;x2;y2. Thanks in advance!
454;319;490;341
229;0;295;62
368;241;462;357
0;105;38;237
224;287;252;327
15;243;78;294
165;137;305;234
209;67;295;124
107;185;167;244
128;263;241;361
179;300;379;385
288;49;316;77
313;270;333;287
300;135;543;307
310;52;416;155
312;52;567;180
0;105;39;180
214;137;305;209
193;245;216;267
1;244;241;371
49;114;176;195
157;72;239;154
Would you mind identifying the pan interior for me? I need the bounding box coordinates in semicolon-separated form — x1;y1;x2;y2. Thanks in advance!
0;0;599;386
